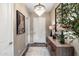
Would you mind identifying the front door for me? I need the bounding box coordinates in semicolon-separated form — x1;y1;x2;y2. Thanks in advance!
33;17;46;43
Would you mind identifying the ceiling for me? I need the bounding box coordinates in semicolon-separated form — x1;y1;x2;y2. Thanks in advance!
26;3;54;13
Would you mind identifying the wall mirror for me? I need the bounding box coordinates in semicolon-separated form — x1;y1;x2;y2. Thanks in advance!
55;3;79;40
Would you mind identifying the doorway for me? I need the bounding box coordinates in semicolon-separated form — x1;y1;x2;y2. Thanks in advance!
33;17;46;43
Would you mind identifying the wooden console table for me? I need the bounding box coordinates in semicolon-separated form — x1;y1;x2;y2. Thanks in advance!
47;36;74;56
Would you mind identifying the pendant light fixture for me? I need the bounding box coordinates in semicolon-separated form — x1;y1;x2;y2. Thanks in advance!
34;3;46;16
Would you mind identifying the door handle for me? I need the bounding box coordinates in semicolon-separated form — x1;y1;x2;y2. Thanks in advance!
9;42;13;45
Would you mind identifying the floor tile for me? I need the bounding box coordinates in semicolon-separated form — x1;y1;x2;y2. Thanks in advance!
25;47;50;56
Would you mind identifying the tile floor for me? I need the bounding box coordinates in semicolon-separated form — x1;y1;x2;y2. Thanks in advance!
25;47;50;56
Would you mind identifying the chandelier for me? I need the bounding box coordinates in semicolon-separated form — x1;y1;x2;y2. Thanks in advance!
34;3;46;16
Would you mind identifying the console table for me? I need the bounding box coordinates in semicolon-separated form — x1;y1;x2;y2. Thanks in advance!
47;36;74;56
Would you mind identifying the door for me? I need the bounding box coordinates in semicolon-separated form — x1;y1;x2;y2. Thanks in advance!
33;17;46;43
0;4;14;56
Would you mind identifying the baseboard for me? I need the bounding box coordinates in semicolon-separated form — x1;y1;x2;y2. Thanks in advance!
22;44;29;56
20;47;26;56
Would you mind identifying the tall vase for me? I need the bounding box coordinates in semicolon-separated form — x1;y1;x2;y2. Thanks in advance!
50;30;52;36
60;30;65;44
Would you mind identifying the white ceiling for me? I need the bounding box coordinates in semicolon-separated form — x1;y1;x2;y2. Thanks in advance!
26;3;54;13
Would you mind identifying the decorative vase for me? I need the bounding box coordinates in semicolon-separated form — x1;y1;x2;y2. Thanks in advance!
50;30;52;36
53;34;56;39
60;30;65;44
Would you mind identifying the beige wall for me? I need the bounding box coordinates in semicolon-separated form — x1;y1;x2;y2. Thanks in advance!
45;12;51;37
50;3;79;56
50;3;59;25
14;3;30;56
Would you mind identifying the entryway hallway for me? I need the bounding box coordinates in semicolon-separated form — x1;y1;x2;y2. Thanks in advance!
0;3;77;56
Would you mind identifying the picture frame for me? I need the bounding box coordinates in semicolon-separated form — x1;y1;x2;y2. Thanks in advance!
16;10;25;34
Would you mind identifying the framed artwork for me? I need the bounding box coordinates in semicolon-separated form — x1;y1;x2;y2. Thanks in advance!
16;10;25;34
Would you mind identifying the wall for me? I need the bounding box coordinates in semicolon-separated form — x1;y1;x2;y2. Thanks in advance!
29;13;33;43
14;3;30;56
50;3;79;56
50;3;59;25
45;12;51;37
